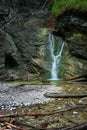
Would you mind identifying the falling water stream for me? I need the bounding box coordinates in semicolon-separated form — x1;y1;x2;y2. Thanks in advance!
48;33;64;80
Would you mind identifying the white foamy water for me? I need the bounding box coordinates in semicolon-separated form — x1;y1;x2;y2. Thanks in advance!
48;33;64;80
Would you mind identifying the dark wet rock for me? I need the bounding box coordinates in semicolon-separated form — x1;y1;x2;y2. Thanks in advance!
0;0;52;13
0;15;49;80
54;9;87;36
0;0;52;80
67;33;87;60
0;0;55;80
53;9;87;78
0;32;7;79
0;8;9;20
0;1;87;80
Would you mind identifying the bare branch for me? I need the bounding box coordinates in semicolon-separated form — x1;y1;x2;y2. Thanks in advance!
44;93;87;98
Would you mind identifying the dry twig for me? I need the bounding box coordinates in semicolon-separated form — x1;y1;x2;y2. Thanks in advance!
0;106;79;119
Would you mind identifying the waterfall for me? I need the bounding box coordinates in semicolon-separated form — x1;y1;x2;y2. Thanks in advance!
48;33;64;80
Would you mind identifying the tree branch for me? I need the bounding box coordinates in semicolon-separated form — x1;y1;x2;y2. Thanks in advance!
0;106;78;119
44;93;87;98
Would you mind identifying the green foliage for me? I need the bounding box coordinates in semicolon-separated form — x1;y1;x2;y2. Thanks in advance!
52;0;87;15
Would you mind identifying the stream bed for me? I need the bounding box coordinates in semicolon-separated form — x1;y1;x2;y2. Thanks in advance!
0;81;87;110
0;81;87;129
0;81;62;110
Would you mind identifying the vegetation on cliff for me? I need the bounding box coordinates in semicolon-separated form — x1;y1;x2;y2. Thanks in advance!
52;0;87;15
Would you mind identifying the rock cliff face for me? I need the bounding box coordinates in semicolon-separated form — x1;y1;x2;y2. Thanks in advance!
0;1;87;80
53;9;87;78
0;0;53;80
0;32;6;79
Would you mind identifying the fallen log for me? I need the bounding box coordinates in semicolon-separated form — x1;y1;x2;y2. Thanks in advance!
44;93;87;98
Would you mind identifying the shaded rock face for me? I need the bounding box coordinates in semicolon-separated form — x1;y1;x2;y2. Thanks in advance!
0;32;6;79
0;16;49;80
54;9;87;78
0;1;87;80
56;10;87;36
0;0;45;9
0;0;53;80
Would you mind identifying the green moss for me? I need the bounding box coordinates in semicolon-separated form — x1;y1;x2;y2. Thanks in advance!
52;0;87;16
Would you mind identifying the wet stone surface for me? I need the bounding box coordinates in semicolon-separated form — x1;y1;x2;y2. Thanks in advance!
0;83;62;110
